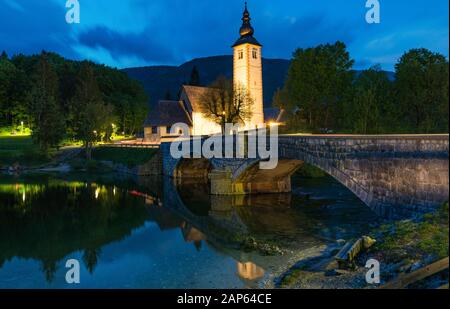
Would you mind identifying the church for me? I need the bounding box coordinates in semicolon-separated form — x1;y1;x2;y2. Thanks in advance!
143;3;285;143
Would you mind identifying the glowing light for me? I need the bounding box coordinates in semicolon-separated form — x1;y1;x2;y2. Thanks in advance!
95;188;100;199
22;191;26;202
113;187;116;196
269;122;280;127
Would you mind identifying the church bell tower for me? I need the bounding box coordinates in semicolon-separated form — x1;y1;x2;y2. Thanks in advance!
232;2;264;127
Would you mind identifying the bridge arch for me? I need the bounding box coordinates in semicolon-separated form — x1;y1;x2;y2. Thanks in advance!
161;135;449;217
173;158;212;179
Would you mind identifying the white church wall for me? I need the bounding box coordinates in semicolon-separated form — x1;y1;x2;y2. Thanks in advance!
192;112;222;136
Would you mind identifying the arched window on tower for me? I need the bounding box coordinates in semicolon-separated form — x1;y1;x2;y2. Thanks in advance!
252;48;258;59
238;49;244;60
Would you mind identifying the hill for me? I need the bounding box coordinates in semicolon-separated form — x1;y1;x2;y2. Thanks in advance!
122;55;395;110
122;55;291;109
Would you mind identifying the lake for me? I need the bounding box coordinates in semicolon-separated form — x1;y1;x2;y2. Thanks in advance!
0;172;378;288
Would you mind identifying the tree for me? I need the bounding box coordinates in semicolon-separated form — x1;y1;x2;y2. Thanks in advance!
283;41;354;131
189;65;201;86
164;90;172;100
343;65;394;134
198;76;253;133
395;48;449;133
29;55;65;153
0;55;16;125
272;87;288;110
70;62;114;159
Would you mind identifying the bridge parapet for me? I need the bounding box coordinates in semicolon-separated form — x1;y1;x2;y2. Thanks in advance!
279;135;449;217
161;134;449;217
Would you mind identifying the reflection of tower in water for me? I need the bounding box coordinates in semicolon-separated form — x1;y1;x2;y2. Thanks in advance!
181;222;206;251
237;262;265;281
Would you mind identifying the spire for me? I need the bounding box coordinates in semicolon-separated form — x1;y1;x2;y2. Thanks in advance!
232;1;261;47
239;2;254;37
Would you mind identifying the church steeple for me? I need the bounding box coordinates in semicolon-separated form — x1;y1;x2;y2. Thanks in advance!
232;1;264;128
232;2;261;47
239;2;254;37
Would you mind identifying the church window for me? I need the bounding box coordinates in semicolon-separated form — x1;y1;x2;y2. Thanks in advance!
166;125;172;134
238;50;243;59
252;48;258;59
151;126;157;134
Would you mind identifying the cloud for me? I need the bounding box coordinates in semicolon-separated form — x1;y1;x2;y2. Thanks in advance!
255;13;357;59
0;0;447;70
3;0;24;12
0;0;79;59
77;26;177;65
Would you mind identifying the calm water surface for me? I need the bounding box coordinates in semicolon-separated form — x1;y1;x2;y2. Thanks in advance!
0;172;378;288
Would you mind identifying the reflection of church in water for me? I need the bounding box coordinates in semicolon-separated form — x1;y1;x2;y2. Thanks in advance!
146;198;266;283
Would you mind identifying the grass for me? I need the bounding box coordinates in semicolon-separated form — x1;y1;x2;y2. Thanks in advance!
91;147;157;167
0;136;50;167
279;265;310;288
372;202;449;262
0;126;32;137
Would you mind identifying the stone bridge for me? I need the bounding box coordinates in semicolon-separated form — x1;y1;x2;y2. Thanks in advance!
161;134;449;217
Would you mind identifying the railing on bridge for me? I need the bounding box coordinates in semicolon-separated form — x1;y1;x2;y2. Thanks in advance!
101;142;160;149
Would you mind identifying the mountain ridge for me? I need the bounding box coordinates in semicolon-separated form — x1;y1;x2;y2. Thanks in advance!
122;55;291;109
122;55;395;110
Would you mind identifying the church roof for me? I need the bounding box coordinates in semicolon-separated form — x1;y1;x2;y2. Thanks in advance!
144;100;192;127
180;85;213;113
232;36;262;47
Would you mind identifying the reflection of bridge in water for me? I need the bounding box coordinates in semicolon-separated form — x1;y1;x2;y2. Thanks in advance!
140;176;346;286
161;134;449;218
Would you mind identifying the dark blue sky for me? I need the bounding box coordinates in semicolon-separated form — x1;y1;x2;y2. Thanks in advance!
1;0;448;70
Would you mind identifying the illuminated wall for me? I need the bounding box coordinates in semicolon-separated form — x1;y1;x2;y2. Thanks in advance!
192;112;222;136
233;43;264;128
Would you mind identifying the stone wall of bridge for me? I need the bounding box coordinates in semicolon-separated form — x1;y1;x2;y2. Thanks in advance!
161;135;449;217
279;135;449;217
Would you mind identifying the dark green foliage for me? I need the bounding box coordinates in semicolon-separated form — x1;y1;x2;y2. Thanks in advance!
373;202;449;262
29;56;65;152
0;136;49;167
189;65;201;86
0;51;148;155
342;65;395;134
164;90;172;100
278;45;449;134
69;62;115;158
282;41;354;132
394;48;449;133
295;163;328;178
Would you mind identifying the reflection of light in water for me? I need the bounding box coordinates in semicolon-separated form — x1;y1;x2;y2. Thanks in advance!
113;187;116;196
95;188;100;199
237;262;265;280
22;190;26;202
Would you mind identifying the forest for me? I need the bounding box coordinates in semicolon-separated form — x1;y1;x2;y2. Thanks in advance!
274;43;449;134
0;51;148;155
